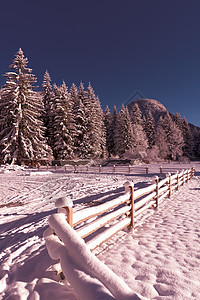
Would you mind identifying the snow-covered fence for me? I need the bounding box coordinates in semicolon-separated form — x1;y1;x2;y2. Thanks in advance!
44;214;141;300
55;167;195;251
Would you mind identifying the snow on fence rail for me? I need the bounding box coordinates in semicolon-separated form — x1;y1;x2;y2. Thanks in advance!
54;167;195;251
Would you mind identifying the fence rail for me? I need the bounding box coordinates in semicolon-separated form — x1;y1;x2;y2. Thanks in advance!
35;162;195;176
55;167;195;251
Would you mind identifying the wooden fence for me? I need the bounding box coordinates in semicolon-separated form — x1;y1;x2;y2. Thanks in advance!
55;167;195;251
36;162;195;175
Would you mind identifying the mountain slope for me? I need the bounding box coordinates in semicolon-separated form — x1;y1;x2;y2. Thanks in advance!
127;98;168;123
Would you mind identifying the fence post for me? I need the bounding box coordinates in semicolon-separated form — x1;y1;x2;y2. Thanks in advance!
146;166;149;174
37;163;40;171
189;168;191;180
128;165;131;174
74;165;77;173
167;172;171;198
113;165;116;173
99;165;102;173
192;166;195;177
55;164;57;171
55;197;73;227
86;165;89;172
160;166;162;175
154;176;159;208
64;165;67;172
124;181;134;228
181;170;184;186
176;171;179;191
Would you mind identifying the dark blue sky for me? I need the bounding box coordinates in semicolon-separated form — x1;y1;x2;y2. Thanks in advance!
1;0;200;125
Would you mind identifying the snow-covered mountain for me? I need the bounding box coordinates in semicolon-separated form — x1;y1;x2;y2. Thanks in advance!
127;98;168;123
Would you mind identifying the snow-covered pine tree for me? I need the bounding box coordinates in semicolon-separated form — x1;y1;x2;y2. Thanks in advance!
181;117;194;158
0;48;51;164
131;103;148;153
145;111;155;149
114;105;134;157
42;70;54;146
192;127;200;159
70;83;89;158
103;105;113;156
173;113;183;130
109;105;117;156
51;82;75;160
131;103;143;126
84;83;106;158
154;116;169;159
162;113;183;160
74;82;91;158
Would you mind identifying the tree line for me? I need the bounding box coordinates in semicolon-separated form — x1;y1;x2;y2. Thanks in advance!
0;48;199;164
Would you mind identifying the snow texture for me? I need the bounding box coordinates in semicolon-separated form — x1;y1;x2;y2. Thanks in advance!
0;162;200;299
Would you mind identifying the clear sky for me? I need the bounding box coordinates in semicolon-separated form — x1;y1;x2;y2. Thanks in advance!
1;0;200;126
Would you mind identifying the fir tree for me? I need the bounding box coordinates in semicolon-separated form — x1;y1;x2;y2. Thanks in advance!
193;127;200;159
131;103;148;153
155;117;169;159
51;82;75;160
131;103;143;126
109;105;118;156
0;48;51;164
104;105;112;156
181;117;194;158
42;70;54;146
84;83;106;158
114;105;134;157
160;113;183;160
76;82;91;158
145;111;155;148
71;83;89;158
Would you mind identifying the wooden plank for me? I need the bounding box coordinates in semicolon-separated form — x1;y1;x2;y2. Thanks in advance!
158;190;169;203
170;178;177;186
158;177;168;188
76;206;130;238
170;173;178;181
134;200;155;217
134;184;156;200
134;191;156;211
73;193;130;225
158;185;168;195
86;218;130;251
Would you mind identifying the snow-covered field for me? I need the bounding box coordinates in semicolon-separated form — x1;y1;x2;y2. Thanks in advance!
0;162;200;299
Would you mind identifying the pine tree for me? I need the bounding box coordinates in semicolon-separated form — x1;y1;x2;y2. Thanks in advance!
84;83;106;158
181;117;194;158
109;105;118;156
0;48;51;164
155;117;169;159
114;105;134;157
51;82;75;160
161;113;183;160
131;103;148;153
193;127;200;159
104;105;112;156
71;83;89;158
42;70;54;146
145;111;155;148
131;103;143;126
